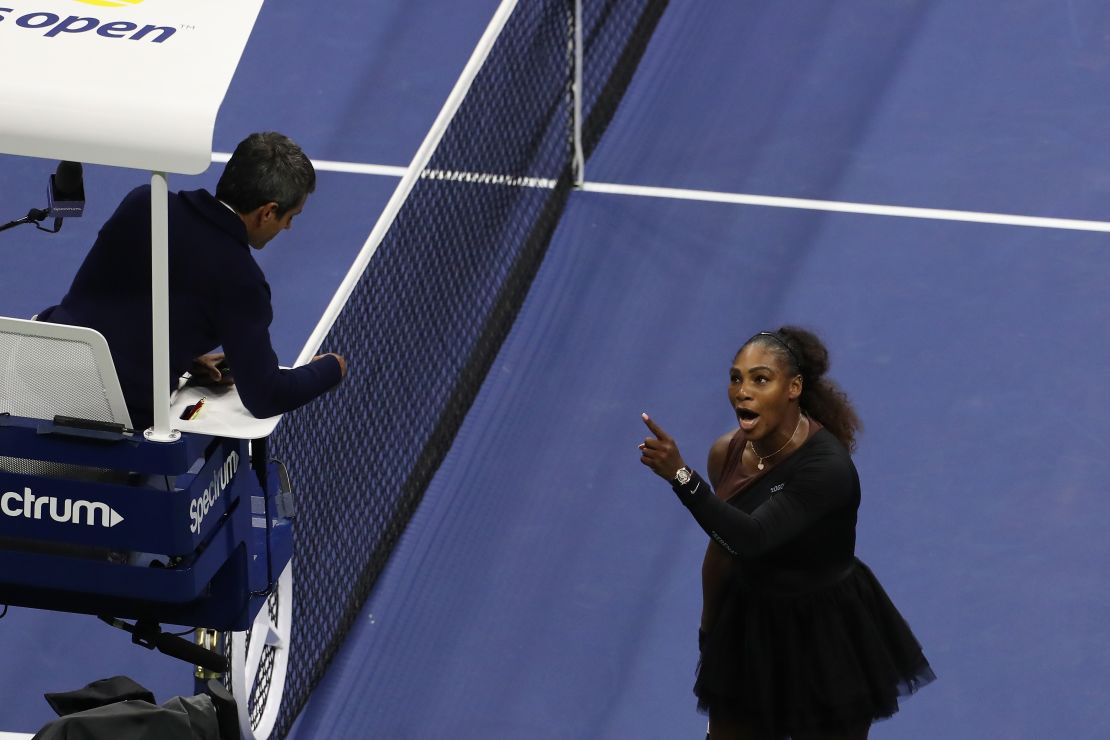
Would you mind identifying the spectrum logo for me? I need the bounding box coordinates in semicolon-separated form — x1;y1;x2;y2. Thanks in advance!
1;487;125;528
189;449;238;534
0;4;176;43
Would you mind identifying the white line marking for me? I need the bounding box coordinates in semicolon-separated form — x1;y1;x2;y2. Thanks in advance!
212;151;406;177
421;168;557;188
581;181;1110;233
212;154;554;187
213;150;1110;234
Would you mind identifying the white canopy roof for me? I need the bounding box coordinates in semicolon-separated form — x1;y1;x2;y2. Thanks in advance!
0;0;263;173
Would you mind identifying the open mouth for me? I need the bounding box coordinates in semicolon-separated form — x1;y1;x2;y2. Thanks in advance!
736;407;759;429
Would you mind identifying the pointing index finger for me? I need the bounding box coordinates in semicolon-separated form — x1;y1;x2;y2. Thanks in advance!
641;412;670;440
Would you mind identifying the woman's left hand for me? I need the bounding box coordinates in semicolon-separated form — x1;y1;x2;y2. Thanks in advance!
639;412;687;481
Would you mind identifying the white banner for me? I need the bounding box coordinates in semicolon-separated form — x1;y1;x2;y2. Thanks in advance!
0;0;264;173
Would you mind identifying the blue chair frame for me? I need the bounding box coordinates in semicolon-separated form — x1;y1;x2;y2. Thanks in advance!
0;412;292;633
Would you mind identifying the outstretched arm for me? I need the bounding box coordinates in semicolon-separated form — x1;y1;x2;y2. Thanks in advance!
217;279;344;418
640;413;853;558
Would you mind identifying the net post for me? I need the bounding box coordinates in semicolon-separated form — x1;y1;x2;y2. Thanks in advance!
146;170;179;443
572;0;585;188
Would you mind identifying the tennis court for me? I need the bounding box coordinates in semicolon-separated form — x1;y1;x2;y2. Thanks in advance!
3;2;1110;738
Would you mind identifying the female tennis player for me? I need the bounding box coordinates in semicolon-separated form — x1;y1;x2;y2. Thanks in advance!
639;326;933;739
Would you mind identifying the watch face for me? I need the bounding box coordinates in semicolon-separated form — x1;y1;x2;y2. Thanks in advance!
675;468;692;485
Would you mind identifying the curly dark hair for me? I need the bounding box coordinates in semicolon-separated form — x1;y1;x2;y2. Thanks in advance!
741;326;862;452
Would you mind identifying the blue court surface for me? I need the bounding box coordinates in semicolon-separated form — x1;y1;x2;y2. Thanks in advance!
4;2;1110;738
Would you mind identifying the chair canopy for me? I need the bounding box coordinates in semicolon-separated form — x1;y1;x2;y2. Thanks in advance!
0;0;263;173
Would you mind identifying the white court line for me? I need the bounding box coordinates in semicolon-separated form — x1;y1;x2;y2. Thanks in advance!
0;732;32;739
421;168;557;188
212;152;557;186
213;151;1110;234
581;181;1110;233
211;151;406;177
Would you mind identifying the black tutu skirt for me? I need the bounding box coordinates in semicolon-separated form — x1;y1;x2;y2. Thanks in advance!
695;558;934;735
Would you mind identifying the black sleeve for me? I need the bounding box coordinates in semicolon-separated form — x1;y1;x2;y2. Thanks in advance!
672;445;855;558
216;271;342;419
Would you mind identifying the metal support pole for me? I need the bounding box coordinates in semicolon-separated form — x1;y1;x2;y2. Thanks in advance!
145;171;179;442
572;0;585;188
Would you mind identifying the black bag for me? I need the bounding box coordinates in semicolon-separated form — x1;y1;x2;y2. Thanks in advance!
33;676;239;740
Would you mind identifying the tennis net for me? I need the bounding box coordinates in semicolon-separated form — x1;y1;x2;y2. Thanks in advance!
266;1;669;735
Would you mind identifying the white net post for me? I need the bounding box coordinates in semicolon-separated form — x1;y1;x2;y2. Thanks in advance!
572;0;585;187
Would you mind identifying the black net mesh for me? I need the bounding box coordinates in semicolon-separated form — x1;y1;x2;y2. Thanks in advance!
581;0;670;158
219;583;282;732
249;590;281;726
267;1;668;735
